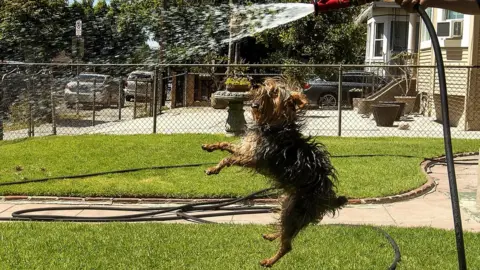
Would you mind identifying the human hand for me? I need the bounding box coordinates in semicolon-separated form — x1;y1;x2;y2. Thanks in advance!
395;0;429;13
356;0;375;5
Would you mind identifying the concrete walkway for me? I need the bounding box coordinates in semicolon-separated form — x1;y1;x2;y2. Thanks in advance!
0;155;478;232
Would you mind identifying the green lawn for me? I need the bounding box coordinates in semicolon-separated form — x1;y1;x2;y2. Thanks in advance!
0;134;478;199
0;222;478;269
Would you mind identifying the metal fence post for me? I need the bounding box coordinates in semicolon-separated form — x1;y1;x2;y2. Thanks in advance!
0;111;3;141
337;65;343;137
184;71;188;107
159;66;164;115
370;72;374;97
0;84;4;141
76;66;80;116
51;88;57;136
133;79;138;119
92;78;96;126
145;81;149;116
118;77;122;121
152;67;158;134
28;77;34;137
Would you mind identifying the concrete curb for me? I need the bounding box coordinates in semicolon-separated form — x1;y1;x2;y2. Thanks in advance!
1;152;477;205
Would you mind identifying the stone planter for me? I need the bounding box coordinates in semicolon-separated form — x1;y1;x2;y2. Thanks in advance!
372;104;400;127
210;94;228;109
380;101;405;121
357;99;375;115
394;96;416;115
352;98;361;110
226;84;250;92
433;93;465;127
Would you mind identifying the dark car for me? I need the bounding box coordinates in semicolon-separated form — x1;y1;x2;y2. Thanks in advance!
302;71;387;109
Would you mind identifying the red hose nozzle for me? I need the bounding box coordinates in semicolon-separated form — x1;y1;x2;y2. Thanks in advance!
313;0;367;15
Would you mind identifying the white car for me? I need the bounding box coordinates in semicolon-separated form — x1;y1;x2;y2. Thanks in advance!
125;71;154;102
64;73;125;109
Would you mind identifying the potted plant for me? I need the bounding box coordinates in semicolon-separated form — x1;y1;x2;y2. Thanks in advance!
225;76;251;92
372;104;400;127
389;51;418;114
379;100;406;121
433;93;465;127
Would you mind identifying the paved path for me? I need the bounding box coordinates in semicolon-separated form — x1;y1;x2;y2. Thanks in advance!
5;106;480;140
0;155;478;232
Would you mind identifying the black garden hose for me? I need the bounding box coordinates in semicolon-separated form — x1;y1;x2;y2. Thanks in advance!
0;162;218;187
416;5;467;270
0;184;401;270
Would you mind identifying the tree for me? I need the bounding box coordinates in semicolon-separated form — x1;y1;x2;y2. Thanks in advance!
0;0;70;62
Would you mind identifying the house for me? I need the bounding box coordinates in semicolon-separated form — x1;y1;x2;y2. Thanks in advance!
361;0;419;65
360;1;480;131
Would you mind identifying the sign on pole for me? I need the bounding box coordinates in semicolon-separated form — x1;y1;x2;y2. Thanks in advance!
75;20;82;37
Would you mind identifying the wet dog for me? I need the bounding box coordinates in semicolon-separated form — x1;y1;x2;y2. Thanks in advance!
201;77;347;267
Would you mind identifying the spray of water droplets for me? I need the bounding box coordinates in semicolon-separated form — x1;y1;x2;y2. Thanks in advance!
160;3;314;62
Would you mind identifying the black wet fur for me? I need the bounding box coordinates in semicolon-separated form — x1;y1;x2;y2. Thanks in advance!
251;121;348;232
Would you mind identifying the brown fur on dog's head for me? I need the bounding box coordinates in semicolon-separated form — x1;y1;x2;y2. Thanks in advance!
249;77;308;126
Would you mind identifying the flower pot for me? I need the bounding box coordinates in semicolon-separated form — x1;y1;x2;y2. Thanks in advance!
352;98;362;110
357;99;375;115
372;104;400;127
380;101;405;121
433;93;465;127
394;96;416;115
226;84;250;92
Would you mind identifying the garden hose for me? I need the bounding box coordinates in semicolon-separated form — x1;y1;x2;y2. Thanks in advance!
0;184;401;270
415;5;467;270
0;154;473;187
0;162;218;187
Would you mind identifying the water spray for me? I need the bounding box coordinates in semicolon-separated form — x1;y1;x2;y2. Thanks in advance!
310;1;467;269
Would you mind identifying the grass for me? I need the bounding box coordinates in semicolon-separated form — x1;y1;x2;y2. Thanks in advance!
0;134;478;198
57;112;90;120
0;223;478;269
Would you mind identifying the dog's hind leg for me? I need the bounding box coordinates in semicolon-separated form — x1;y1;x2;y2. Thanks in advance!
260;226;297;267
260;195;309;268
201;142;237;154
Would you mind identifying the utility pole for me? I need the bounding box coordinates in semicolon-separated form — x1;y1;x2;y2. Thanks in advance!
226;0;236;75
159;0;167;65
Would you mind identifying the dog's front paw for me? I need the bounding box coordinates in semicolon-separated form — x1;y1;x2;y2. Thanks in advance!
260;259;274;268
204;168;219;175
201;144;213;152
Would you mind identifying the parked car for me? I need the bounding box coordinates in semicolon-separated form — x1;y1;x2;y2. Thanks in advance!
125;70;154;102
302;71;387;108
64;73;125;109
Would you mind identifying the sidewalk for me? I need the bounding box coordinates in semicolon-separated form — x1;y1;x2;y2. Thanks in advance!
0;155;478;231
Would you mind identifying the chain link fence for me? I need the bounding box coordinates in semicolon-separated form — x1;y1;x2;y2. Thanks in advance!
1;63;480;140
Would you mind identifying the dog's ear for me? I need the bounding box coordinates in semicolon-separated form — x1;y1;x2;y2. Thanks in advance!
290;92;308;110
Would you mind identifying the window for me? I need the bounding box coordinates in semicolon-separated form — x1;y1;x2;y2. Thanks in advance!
390;21;408;52
420;8;432;42
374;23;384;57
445;11;464;20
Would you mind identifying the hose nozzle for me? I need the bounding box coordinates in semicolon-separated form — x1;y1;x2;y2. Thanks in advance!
313;0;371;15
